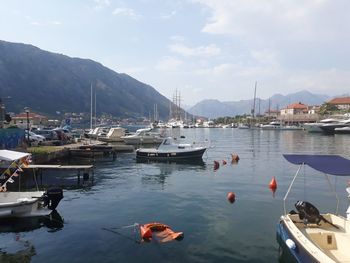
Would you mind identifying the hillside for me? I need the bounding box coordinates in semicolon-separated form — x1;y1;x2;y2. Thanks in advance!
0;40;171;119
188;91;331;118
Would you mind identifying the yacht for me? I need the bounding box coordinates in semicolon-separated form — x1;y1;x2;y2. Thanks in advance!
320;119;350;134
303;118;341;133
121;128;164;145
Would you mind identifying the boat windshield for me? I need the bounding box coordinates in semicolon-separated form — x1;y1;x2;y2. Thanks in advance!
283;154;350;176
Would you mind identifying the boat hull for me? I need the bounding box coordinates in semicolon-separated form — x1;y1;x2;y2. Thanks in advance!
136;148;206;160
277;220;315;263
0;192;51;218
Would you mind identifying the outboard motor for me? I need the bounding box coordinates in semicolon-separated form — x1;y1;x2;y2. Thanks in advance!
43;187;63;210
295;200;339;229
295;201;321;224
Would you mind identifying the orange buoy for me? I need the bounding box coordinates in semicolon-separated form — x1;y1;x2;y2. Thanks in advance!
269;177;277;190
214;161;220;170
222;160;227;165
227;192;236;203
231;153;240;163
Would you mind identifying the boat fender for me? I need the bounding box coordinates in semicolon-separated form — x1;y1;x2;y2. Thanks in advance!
285;239;296;250
43;187;63;210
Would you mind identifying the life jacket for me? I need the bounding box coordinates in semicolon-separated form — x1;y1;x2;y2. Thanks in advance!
140;222;184;243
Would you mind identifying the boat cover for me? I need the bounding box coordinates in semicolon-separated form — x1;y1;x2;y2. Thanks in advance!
283;154;350;176
0;150;30;162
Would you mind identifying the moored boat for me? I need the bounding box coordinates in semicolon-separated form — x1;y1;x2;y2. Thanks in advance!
121;128;164;145
136;137;207;160
277;154;350;263
0;150;63;218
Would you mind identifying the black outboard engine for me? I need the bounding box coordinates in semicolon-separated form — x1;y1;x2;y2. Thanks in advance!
295;200;321;224
43;187;63;210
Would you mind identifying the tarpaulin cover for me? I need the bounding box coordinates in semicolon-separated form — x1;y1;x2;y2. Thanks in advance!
0;150;30;162
283;154;350;176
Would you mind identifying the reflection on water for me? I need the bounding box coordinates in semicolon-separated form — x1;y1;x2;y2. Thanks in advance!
0;210;64;233
0;211;63;263
0;239;36;263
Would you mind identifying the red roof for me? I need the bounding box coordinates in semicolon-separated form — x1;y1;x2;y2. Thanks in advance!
12;112;47;119
328;97;350;105
286;102;308;109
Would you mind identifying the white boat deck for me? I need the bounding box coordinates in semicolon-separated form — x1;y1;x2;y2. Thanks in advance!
289;214;350;262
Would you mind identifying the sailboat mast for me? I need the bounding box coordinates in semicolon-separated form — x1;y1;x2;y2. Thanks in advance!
252;81;257;118
90;83;93;130
94;90;97;127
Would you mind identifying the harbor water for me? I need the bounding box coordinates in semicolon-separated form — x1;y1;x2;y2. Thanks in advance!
1;128;350;263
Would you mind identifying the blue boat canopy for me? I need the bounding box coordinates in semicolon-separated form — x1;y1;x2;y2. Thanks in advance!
283;154;350;176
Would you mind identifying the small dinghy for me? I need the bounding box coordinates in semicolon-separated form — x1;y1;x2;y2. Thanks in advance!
0;150;63;218
277;154;350;263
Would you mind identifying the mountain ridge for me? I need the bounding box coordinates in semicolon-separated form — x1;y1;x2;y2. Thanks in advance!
188;90;332;118
0;40;172;119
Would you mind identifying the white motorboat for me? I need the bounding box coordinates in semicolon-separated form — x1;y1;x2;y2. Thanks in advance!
334;126;350;134
320;119;350;134
0;150;63;218
260;121;281;130
98;127;126;142
277;154;350;263
136;137;207;160
121;128;164;145
303;118;340;133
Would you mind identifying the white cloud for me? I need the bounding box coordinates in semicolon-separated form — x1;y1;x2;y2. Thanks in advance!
155;56;183;71
93;0;111;10
160;10;176;19
169;43;221;57
112;8;141;20
194;0;350;46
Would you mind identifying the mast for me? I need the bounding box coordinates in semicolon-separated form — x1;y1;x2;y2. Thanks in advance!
94;89;97;127
252;81;257;118
90;83;93;130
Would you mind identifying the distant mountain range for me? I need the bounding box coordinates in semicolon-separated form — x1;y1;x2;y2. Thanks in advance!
188;91;332;119
0;40;172;119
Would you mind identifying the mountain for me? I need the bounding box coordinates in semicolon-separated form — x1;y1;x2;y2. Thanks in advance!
188;91;331;118
0;40;171;119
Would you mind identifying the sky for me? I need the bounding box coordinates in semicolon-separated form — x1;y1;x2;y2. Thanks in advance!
1;0;350;106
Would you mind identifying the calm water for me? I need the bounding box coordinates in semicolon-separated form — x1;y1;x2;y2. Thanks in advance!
1;129;350;263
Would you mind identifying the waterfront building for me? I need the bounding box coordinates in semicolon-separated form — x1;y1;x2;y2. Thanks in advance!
327;96;350;111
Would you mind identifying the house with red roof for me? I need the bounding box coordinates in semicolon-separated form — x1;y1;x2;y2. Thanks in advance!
327;97;350;110
280;102;308;116
11;112;48;129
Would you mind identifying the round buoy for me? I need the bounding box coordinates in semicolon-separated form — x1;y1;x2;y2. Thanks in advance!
269;176;277;190
227;192;236;203
222;160;227;165
214;161;220;170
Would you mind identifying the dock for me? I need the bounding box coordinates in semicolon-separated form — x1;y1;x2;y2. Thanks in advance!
25;164;94;186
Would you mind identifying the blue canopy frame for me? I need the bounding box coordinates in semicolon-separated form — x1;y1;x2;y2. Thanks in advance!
282;154;350;215
283;154;350;176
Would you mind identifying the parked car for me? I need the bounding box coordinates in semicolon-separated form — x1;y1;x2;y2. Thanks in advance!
25;130;46;143
34;129;58;140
